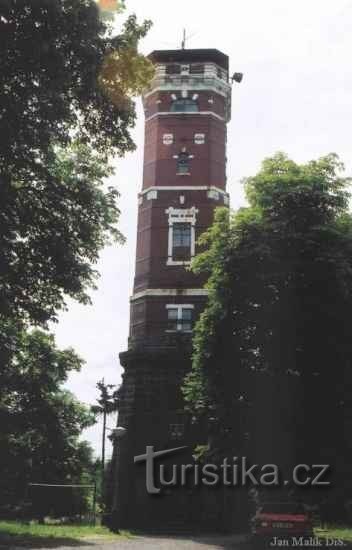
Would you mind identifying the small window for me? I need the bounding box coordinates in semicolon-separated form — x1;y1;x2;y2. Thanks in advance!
163;133;174;145
166;64;181;74
180;308;193;331
171;99;199;113
169;423;185;440
167;306;193;332
190;64;204;74
173;223;191;260
167;308;179;331
194;133;205;145
177;152;190;175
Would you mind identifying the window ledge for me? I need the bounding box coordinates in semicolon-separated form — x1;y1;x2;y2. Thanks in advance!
166;259;191;266
165;330;193;334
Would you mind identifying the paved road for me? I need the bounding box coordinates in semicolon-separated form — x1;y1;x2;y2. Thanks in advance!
5;534;248;550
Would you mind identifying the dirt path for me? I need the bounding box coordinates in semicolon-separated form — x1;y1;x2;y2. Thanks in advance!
4;533;248;550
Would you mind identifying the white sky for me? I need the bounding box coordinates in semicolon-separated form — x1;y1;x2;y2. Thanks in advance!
54;0;352;458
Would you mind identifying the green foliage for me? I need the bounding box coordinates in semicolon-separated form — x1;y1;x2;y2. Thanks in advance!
183;153;352;481
0;329;95;517
183;207;232;414
0;1;152;168
91;380;119;416
0;0;153;518
1;142;124;327
0;2;152;328
0;521;130;545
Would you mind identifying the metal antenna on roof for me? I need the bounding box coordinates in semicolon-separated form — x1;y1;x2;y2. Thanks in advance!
181;29;186;49
181;29;197;49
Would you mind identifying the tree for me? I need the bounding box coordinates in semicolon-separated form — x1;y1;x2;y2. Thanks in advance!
91;380;118;473
0;1;153;169
0;141;124;328
0;329;96;517
0;1;153;329
183;153;352;507
0;1;154;518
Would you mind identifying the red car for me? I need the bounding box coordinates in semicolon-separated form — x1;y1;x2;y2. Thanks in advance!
251;501;313;544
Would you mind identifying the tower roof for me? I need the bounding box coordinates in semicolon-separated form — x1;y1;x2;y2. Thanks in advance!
148;49;229;71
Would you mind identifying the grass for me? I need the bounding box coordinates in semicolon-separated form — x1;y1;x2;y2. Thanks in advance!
315;525;352;543
0;521;132;547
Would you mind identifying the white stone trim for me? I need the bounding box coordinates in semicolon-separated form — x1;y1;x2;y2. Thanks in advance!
146;189;158;200
163;133;174;145
166;258;191;266
166;206;198;225
139;185;228;197
207;189;220;200
166;304;195;309
165;329;193;333
130;288;209;302
194;133;205;144
145;111;226;123
143;79;231;100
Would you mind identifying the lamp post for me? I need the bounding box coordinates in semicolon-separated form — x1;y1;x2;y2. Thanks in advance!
108;426;127;533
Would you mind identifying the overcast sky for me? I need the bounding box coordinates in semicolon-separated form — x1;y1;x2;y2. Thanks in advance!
53;0;352;458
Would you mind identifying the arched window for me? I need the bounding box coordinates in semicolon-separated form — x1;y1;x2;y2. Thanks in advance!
170;98;199;113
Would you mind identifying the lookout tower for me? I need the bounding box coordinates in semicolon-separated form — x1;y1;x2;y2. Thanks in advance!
113;48;237;530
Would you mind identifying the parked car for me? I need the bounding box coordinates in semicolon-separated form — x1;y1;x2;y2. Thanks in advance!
251;501;313;544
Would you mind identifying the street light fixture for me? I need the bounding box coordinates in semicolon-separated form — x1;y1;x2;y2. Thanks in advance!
231;72;244;83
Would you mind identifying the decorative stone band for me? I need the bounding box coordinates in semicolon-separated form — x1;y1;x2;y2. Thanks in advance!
145;111;226;123
130;288;209;302
138;186;230;206
143;75;231;100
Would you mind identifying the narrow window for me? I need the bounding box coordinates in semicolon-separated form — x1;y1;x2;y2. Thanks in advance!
170;99;199;113
166;207;197;266
172;223;191;260
167;308;179;331
177;152;190;175
166;64;181;74
180;308;193;332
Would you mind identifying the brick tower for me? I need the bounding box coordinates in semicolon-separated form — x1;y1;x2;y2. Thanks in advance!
112;48;235;531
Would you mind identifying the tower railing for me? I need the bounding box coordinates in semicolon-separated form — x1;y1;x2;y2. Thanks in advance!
145;75;231;96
